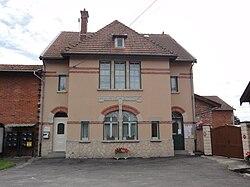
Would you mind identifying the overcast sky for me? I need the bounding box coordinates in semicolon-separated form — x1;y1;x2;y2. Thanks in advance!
0;0;249;121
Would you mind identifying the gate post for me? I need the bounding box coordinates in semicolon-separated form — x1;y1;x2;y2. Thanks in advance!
203;124;212;155
240;122;250;157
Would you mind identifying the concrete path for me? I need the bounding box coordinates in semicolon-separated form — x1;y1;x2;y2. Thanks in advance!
0;156;249;187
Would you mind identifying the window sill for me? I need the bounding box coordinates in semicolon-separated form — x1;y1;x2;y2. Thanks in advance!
171;91;179;94
57;91;67;94
79;140;91;143
102;140;140;143
97;89;143;91
150;139;162;142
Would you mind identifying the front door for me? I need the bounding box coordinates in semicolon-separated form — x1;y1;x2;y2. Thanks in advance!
53;118;67;152
172;112;184;150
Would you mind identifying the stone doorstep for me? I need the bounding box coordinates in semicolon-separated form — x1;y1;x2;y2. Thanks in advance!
46;151;66;158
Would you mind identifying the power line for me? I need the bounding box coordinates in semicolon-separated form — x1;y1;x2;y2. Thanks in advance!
129;0;159;27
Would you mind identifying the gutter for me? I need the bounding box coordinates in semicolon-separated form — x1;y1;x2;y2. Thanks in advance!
190;61;197;152
32;68;44;157
38;62;46;157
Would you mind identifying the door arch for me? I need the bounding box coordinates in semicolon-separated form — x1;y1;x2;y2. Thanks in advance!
172;112;184;150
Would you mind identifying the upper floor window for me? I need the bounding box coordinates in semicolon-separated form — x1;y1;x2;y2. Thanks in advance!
129;62;141;89
113;34;127;48
99;61;141;90
115;38;125;48
99;62;111;89
114;62;126;89
58;74;66;91
170;76;178;93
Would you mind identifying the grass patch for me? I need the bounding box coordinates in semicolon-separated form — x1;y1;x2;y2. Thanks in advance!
0;159;16;170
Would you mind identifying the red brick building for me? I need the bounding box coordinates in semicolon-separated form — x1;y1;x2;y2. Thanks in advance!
195;94;235;128
0;65;41;156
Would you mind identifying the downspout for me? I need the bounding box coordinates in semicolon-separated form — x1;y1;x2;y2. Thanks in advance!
39;62;46;157
33;63;46;157
190;62;197;152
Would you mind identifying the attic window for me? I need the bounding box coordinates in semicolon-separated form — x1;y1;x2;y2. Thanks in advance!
112;34;127;48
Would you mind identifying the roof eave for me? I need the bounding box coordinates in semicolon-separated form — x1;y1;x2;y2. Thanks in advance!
62;52;177;59
240;82;250;105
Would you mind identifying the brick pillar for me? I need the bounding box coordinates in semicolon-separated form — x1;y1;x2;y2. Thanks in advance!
240;122;250;156
203;125;212;155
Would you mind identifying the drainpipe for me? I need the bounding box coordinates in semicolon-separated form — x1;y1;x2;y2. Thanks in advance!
34;63;46;157
190;62;197;152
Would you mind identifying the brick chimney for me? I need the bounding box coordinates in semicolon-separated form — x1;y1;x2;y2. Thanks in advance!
80;9;89;41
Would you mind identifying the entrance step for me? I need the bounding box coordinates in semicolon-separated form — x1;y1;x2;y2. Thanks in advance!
174;150;195;156
46;151;65;158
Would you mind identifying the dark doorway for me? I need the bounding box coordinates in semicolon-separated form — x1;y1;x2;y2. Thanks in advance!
172;112;184;150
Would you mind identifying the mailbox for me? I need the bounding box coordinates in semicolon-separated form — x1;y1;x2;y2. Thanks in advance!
6;132;18;147
21;131;33;148
43;132;50;139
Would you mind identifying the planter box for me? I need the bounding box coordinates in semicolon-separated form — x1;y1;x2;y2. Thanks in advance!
114;152;129;160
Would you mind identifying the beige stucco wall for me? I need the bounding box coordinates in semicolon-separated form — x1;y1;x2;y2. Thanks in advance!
41;57;195;157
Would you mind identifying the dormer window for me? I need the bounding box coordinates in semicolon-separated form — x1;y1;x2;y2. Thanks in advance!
115;38;124;48
112;34;127;48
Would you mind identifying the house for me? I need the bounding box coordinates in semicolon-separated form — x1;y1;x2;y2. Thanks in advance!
195;94;235;128
0;65;41;157
39;9;197;158
240;81;250;105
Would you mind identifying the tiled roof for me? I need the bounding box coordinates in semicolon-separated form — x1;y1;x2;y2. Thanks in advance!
194;94;221;108
40;20;196;61
146;34;196;62
203;96;235;111
62;20;175;57
0;64;42;71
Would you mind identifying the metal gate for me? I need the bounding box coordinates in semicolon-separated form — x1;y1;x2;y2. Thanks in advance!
211;125;243;159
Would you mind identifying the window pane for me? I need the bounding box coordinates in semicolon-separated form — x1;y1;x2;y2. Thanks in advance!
123;123;129;139
131;123;136;138
112;123;118;139
81;121;89;140
104;123;110;140
130;63;140;89
171;76;178;92
115;62;126;89
57;123;65;134
100;62;111;89
152;121;159;138
58;75;66;91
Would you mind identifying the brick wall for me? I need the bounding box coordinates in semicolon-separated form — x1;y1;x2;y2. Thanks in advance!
0;72;40;124
212;110;234;128
195;99;213;125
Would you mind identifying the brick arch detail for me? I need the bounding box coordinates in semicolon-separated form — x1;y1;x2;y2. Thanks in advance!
172;106;185;114
101;105;140;116
51;106;68;115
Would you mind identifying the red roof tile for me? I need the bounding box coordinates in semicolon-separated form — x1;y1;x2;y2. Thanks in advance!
203;96;235;111
0;64;42;71
40;20;195;61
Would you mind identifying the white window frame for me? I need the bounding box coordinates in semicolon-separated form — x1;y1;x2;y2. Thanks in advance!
151;121;160;140
99;62;111;89
115;38;125;48
170;76;178;93
122;122;137;140
58;74;66;91
129;62;141;89
103;117;119;140
81;121;89;141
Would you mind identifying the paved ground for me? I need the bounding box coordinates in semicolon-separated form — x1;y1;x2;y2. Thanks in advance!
0;156;249;187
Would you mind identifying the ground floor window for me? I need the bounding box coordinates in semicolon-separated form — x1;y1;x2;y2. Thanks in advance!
152;121;160;139
81;121;89;141
103;110;138;140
